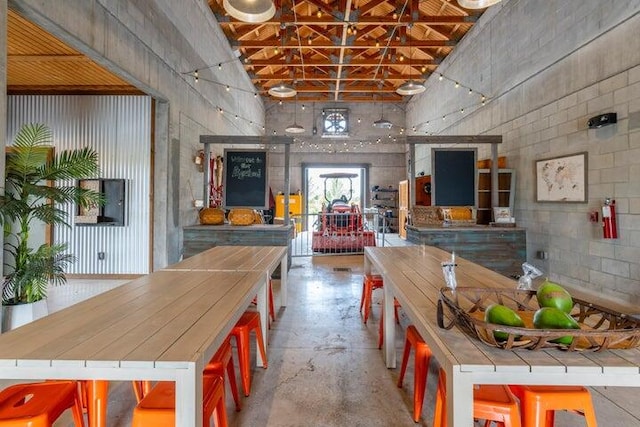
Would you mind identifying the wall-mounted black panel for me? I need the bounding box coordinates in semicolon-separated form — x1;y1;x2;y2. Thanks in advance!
432;148;477;206
76;179;126;226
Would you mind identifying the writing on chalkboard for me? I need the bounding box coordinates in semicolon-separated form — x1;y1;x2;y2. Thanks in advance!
223;149;269;208
231;154;263;180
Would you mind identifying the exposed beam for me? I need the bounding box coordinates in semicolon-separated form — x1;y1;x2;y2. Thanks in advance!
247;58;439;66
217;15;478;25
235;39;454;49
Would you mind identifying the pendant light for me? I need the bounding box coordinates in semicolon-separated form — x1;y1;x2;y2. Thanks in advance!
223;0;276;23
373;102;393;129
269;82;297;98
268;25;297;98
396;24;425;96
457;0;502;9
285;97;305;133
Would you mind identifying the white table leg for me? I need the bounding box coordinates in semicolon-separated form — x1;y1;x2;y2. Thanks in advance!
256;273;269;367
383;274;396;369
447;367;473;427
280;253;288;307
175;365;202;427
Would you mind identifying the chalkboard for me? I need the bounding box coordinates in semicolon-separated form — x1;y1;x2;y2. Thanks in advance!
432;148;477;206
223;149;268;208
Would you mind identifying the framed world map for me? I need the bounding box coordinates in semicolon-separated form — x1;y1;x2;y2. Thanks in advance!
535;152;587;202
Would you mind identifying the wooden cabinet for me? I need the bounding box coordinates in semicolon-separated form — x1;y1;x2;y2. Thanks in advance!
476;169;515;225
398;180;409;239
371;188;398;233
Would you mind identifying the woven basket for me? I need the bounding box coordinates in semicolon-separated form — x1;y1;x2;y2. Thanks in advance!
199;207;225;225
228;208;256;226
437;287;640;352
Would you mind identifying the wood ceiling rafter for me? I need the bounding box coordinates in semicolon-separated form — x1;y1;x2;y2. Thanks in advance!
210;0;485;103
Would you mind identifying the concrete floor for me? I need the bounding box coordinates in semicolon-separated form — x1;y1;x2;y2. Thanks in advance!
6;252;640;426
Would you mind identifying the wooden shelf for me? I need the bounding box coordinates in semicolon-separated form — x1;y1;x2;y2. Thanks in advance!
476;169;515;225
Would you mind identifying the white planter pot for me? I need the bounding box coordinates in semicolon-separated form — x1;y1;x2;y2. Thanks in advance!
1;299;48;332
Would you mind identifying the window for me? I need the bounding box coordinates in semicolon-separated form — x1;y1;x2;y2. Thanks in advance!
322;108;349;137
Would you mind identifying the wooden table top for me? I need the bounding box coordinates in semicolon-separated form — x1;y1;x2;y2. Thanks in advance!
0;269;264;368
365;245;640;378
164;245;286;272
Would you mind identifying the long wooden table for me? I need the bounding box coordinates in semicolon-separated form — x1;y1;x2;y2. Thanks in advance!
0;245;288;426
163;245;289;365
365;245;640;427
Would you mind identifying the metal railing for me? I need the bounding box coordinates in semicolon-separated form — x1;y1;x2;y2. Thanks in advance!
289;212;396;257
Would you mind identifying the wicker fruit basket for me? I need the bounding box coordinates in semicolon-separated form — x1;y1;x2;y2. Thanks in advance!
228;208;256;226
199;207;225;225
437;287;640;352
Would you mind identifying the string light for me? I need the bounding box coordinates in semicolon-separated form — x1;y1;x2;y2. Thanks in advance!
438;74;443;81
194;70;198;83
455;82;460;88
218;63;222;70
316;9;322;18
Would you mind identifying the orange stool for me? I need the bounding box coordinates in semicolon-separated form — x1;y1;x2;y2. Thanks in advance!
0;380;85;426
397;325;433;422
204;336;241;411
131;375;227;427
377;298;402;349
360;274;384;324
132;381;153;403
251;279;276;326
230;311;268;396
509;385;597;427
434;369;521;427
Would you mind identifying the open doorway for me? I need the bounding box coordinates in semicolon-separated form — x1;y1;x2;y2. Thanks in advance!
302;164;368;230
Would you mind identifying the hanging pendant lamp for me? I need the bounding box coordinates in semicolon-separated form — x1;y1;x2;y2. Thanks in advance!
458;0;502;9
373;102;393;129
285;98;305;133
397;80;426;96
268;82;297;98
223;0;276;23
396;24;426;96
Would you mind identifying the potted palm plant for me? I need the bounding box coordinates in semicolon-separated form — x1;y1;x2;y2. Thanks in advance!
0;123;103;331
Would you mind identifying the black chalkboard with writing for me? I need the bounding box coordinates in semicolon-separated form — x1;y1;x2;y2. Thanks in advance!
432;148;477;206
223;149;268;208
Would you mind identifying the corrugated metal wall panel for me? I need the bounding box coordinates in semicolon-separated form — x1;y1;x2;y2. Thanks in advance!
7;95;152;274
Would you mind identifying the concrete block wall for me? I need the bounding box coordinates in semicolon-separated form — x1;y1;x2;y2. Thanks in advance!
407;0;640;304
3;0;265;266
265;101;408;201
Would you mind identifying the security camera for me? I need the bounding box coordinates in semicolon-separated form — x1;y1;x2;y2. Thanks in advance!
587;113;617;129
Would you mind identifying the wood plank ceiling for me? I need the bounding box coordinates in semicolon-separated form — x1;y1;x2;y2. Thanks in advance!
6;10;141;95
208;0;485;102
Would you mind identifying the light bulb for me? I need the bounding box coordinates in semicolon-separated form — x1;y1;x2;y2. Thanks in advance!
218;63;222;70
455;82;460;88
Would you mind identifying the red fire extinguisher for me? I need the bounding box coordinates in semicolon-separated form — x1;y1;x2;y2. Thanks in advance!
602;198;617;239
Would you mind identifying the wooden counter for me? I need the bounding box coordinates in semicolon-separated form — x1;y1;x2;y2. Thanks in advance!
183;224;294;275
406;224;525;277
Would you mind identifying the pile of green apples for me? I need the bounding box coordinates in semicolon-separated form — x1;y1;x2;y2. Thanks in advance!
485;280;579;344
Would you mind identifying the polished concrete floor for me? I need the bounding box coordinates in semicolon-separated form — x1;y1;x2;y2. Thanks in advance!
5;252;640;426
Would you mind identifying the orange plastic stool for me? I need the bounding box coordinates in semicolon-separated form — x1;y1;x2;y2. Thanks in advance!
434;369;521;427
0;380;85;426
131;375;227;427
251;279;276;325
204;336;241;411
509;385;597;427
132;381;153;403
397;325;433;422
360;274;384;324
377;298;402;349
230;310;268;396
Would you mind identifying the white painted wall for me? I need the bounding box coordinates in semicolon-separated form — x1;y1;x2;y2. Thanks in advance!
407;0;640;304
